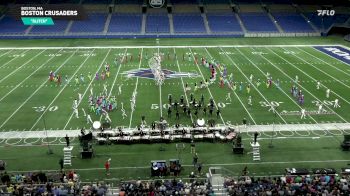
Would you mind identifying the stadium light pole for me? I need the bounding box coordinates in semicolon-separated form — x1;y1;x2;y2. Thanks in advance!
42;111;53;155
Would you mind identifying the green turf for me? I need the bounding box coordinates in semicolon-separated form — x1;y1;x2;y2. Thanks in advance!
0;36;350;181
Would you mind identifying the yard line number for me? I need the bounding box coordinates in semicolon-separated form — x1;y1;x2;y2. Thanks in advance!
312;100;335;106
259;101;283;108
33;106;58;112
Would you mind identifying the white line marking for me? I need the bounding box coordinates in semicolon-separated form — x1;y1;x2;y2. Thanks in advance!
62;49;112;130
0;49;80;130
301;47;350;76
29;49;97;131
0;50;46;84
0;49;13;59
189;48;226;125
208;48;259;124
0;49;29;69
284;46;350;104
263;47;348;123
232;47;337;134
128;48;143;128
99;48;128;122
173;48;194;123
0;49;63;102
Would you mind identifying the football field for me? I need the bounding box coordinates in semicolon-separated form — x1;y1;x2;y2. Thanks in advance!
1;38;350;180
0;44;350;133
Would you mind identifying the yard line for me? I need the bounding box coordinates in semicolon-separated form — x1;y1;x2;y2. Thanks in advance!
158;47;163;118
298;47;350;77
230;47;342;133
173;48;194;123
0;49;29;69
29;49;98;131
213;47;281;125
0;49;13;59
0;49;63;102
128;48;144;128
267;47;350;106
0;50;46;84
62;49;112;130
253;47;348;123
188;48;226;125
99;48;128;122
0;49;80;130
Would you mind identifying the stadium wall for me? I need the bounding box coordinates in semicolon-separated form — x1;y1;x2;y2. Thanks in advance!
0;32;324;39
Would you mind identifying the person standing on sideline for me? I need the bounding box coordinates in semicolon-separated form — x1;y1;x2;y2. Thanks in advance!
193;153;198;167
59;158;64;171
65;134;70;147
190;140;196;154
105;158;111;176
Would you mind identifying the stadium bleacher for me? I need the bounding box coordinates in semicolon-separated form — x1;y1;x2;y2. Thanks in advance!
108;13;142;33
173;13;206;33
146;14;170;33
240;13;278;32
70;13;107;33
206;13;242;33
273;13;315;32
0;16;28;34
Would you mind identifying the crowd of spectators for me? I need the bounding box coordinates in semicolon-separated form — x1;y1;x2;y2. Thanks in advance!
118;178;214;196
224;173;350;195
0;170;83;195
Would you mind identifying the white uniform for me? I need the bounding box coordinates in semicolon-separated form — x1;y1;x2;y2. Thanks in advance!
318;104;323;114
300;109;306;119
118;85;123;95
78;93;82;102
225;92;232;102
334;99;340;108
86;114;93;124
121;102;127;119
72;99;79;118
326;89;330;98
90;87;93;96
104;112;112;123
316;81;320;90
248;96;252;106
249;74;253;82
295;75;298;83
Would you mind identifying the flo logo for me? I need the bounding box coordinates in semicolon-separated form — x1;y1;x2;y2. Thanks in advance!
149;0;165;8
317;10;335;16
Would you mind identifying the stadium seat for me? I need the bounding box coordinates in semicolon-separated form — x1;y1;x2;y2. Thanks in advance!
173;13;206;33
108;13;142;33
240;13;279;32
273;13;315;32
0;16;29;34
70;13;107;33
146;14;170;33
206;13;242;33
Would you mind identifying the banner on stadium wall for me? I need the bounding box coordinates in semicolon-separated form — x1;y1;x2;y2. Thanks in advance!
148;0;167;8
8;4;87;21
